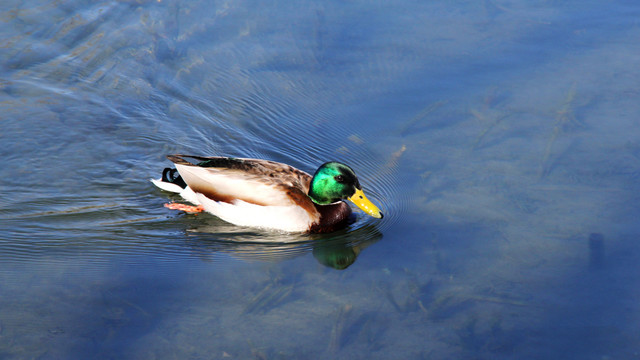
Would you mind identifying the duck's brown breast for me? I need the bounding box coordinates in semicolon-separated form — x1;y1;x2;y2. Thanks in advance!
309;201;353;233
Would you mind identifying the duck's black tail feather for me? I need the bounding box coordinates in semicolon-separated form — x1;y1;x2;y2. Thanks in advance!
161;168;187;189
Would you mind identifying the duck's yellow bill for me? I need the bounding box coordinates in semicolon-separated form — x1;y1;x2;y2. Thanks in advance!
349;188;384;219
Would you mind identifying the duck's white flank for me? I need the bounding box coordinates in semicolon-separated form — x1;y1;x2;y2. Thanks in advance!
194;193;312;232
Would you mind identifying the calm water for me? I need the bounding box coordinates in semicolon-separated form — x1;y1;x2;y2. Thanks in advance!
1;0;640;358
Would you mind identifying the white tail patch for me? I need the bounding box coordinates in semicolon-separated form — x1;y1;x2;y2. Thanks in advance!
151;179;200;205
151;178;183;193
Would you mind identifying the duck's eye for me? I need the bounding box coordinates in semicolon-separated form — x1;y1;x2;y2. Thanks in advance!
335;175;346;183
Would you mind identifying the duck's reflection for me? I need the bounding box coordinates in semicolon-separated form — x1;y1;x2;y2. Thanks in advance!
311;236;375;270
181;217;382;270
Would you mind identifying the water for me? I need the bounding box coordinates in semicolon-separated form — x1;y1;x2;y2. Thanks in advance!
1;0;639;358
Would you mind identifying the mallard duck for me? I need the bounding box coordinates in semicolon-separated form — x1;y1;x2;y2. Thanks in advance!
151;155;383;233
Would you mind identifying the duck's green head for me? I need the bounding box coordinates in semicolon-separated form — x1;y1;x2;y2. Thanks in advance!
308;162;383;219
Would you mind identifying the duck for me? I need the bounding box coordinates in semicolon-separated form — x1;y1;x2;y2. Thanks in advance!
151;155;383;233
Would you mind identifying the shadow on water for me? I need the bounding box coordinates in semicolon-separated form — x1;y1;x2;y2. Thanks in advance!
537;240;640;359
482;231;640;359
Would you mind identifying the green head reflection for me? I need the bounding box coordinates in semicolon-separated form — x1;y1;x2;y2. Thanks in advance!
313;244;359;270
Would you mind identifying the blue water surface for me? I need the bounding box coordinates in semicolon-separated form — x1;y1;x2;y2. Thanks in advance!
1;0;639;358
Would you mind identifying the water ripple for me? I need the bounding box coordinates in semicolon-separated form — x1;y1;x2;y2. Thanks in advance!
0;0;409;268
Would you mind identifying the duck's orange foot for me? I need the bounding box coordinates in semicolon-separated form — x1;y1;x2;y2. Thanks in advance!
164;202;204;214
